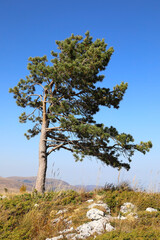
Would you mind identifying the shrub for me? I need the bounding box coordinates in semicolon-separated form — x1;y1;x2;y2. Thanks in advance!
20;184;27;193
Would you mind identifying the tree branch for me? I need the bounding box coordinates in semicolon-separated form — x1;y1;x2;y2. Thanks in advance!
31;83;45;90
61;146;73;152
27;94;43;102
47;143;64;155
46;127;66;132
26;107;40;118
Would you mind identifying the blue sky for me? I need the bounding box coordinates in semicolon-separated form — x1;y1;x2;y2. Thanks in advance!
1;0;160;190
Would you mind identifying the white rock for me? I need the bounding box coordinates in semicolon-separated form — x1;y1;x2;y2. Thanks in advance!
146;207;158;212
86;208;104;220
105;223;115;232
0;195;7;200
34;204;39;207
89;218;107;234
56;209;67;215
67;220;72;225
113;215;126;220
46;235;63;240
63;219;72;226
76;218;108;238
120;202;136;214
72;233;87;239
59;227;74;234
88;202;110;214
86;199;94;203
52;217;62;224
66;233;76;239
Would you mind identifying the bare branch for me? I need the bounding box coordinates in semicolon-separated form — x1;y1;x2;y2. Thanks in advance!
46;144;57;148
46;127;66;132
44;139;63;142
61;146;73;152
27;94;43;102
47;143;64;155
26;107;40;118
31;83;45;90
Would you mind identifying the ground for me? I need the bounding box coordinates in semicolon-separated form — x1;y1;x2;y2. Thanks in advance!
0;185;160;239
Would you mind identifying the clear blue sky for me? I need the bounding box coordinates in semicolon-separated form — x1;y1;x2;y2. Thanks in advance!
1;0;160;190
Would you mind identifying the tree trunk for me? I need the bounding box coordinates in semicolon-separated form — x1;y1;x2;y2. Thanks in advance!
35;95;48;193
35;123;47;193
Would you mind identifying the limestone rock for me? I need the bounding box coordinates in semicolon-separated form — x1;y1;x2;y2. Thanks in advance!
0;195;7;200
47;200;115;240
105;223;115;232
34;203;39;207
120;202;136;214
86;208;105;220
51;217;62;224
59;227;74;234
66;233;76;239
146;207;158;212
76;218;108;238
86;199;94;203
88;202;110;214
56;209;67;215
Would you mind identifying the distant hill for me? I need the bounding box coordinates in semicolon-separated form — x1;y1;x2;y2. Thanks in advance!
0;176;102;193
0;176;71;193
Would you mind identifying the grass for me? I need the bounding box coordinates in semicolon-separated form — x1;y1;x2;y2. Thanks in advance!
0;185;160;240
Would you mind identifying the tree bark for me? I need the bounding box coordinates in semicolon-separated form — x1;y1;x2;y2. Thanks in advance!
35;95;48;193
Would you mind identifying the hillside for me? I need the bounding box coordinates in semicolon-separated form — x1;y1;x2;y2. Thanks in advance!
0;176;72;193
0;177;102;193
0;187;160;239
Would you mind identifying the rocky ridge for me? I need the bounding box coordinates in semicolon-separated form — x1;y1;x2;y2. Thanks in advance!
45;199;158;240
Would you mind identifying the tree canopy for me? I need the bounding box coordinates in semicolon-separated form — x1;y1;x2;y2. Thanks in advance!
9;31;152;192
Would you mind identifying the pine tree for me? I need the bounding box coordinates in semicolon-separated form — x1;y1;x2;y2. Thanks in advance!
9;32;152;193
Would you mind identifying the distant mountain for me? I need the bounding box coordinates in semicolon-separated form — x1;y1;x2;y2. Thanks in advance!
0;176;71;193
0;176;103;193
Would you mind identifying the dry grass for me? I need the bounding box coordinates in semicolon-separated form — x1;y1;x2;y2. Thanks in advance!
0;186;160;240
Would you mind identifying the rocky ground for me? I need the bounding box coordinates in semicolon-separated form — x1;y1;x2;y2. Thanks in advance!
45;199;158;239
0;187;160;239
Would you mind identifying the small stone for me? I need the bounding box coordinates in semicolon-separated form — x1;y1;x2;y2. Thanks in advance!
0;195;7;200
146;207;158;212
56;209;67;215
86;199;94;203
34;204;39;207
51;217;62;224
